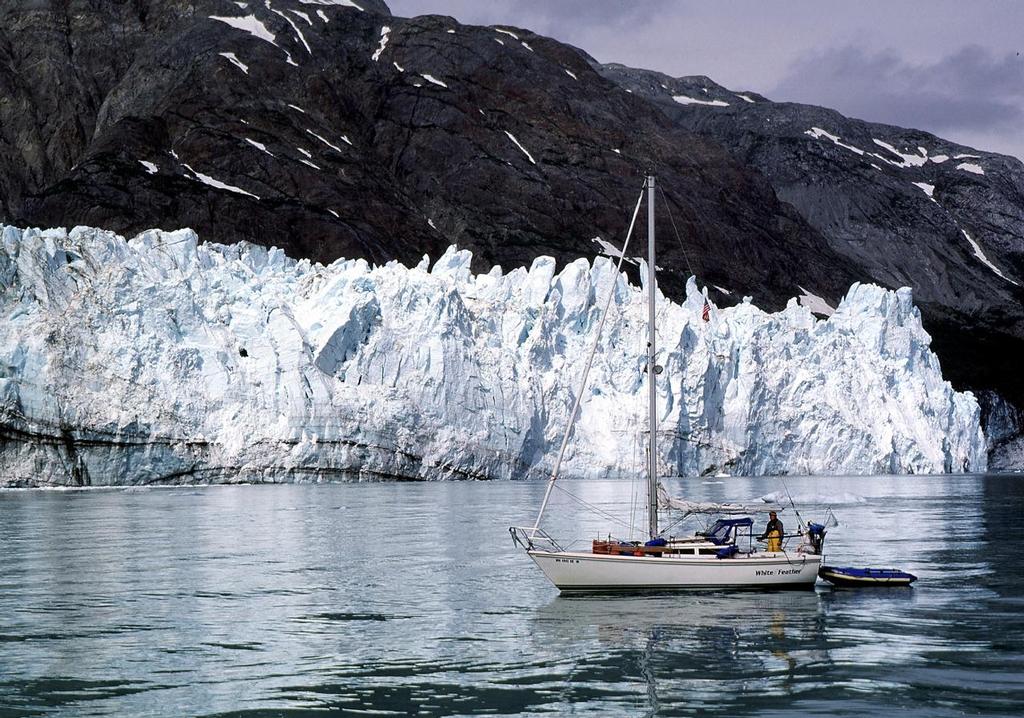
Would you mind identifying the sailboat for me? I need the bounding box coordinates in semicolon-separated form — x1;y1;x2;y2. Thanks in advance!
510;175;825;592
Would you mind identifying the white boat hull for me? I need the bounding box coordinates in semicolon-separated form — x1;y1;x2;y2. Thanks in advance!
528;550;822;592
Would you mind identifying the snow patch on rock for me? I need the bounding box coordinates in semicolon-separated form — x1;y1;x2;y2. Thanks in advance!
872;139;927;167
181;163;260;199
300;0;363;10
421;73;448;88
805;127;864;156
960;229;1019;286
306;129;348;152
210;14;276;45
372;26;390;61
244;138;274;157
269;3;312;55
912;182;936;201
673;95;729;107
797;286;835;317
504;131;536;164
218;51;250;74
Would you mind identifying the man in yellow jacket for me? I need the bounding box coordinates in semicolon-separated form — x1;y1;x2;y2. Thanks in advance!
759;511;784;552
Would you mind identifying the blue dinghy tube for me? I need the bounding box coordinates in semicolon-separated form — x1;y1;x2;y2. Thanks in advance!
819;566;917;587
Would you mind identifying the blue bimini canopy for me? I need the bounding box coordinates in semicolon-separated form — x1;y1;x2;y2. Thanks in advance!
702;517;753;545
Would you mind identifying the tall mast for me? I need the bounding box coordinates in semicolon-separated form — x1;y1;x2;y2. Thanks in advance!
646;175;658;539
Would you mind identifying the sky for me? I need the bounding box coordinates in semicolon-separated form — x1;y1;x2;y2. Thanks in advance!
387;0;1024;162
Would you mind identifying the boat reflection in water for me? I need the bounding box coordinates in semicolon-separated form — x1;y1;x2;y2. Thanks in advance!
529;591;834;711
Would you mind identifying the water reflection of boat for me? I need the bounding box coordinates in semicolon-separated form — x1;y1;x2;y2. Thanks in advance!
531;591;826;648
528;592;834;698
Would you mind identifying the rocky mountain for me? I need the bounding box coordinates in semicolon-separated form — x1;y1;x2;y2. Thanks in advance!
1;0;1021;425
598;66;1024;408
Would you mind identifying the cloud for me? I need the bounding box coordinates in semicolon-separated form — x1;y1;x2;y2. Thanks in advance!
772;45;1024;136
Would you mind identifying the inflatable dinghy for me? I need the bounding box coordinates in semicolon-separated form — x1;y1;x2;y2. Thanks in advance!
818;565;917;588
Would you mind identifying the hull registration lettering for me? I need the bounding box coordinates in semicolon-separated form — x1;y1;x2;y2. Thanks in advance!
756;568;804;576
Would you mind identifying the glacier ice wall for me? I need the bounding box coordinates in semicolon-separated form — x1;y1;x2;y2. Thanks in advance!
0;224;986;486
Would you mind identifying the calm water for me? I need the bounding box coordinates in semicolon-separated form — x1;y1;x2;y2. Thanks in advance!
1;475;1022;717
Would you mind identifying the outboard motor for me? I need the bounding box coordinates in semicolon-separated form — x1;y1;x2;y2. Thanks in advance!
806;522;827;554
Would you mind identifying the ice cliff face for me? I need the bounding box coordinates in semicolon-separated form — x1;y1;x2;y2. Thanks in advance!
0;225;986;486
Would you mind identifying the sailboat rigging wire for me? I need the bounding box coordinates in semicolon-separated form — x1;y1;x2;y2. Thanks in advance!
531;185;646;534
657;185;694;279
659;512;689;536
551;482;635;532
780;478;805;529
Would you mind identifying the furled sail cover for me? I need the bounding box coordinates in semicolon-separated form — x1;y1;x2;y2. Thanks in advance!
656;484;783;517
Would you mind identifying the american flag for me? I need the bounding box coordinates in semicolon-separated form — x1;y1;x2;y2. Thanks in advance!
702;298;711;322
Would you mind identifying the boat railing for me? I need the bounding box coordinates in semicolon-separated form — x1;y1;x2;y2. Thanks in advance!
509;526;564;552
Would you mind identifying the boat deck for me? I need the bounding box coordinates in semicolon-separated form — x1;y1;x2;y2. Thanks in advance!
591;538;784;558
